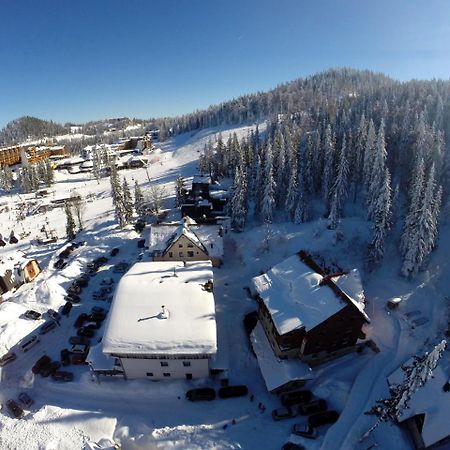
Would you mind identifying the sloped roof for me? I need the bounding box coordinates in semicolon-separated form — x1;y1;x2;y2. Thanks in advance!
251;252;369;335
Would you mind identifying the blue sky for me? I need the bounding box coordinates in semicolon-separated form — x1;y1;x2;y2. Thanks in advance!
0;0;449;128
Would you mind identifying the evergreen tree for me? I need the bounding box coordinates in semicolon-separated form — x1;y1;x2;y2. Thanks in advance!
260;141;276;223
322;124;335;210
122;178;133;224
174;175;186;207
114;189;127;229
45;161;54;185
231;166;248;231
328;134;349;229
65;202;76;240
134;180;144;215
363;119;377;192
109;163;121;206
294;140;309;223
367;168;392;268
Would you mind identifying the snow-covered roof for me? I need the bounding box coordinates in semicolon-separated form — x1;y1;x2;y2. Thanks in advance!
102;261;217;355
251;321;314;392
148;221;224;258
391;361;450;448
251;253;368;334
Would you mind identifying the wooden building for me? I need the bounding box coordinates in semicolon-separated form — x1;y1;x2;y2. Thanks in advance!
251;250;370;366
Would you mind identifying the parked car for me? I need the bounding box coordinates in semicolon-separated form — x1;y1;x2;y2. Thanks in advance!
93;291;107;301
281;443;305;450
113;262;128;273
71;353;87;365
77;327;95;338
52;371;74;382
91;306;106;315
74;313;88;328
281;442;305;450
20;335;40;352
100;286;113;295
39;320;58;335
18;392;33;408
6;399;24;419
308;410;339;427
89;309;106;321
110;248;120;257
32;355;51;374
83;321;102;330
137;239;145;248
54;258;67;270
47;309;61;322
186;388;216;401
291;423;318;439
40;361;61;377
23;310;41;320
218;385;248;399
280;390;313;407
272;406;296;421
101;277;114;286
61;302;73;316
73;277;89;288
60;348;71;366
94;256;108;266
298;399;328;416
67;284;82;295
69;337;90;347
0;351;16;366
65;293;81;304
243;310;258;336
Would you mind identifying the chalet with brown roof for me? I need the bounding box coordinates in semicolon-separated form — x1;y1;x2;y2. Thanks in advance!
250;250;370;366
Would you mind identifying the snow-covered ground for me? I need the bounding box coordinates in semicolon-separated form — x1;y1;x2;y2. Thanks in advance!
0;122;449;449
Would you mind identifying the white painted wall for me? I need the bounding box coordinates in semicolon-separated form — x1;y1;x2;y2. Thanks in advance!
119;356;211;380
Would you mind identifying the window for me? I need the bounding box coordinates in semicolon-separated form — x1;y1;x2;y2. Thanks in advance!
210;243;214;249
183;361;191;367
163;372;171;377
187;243;194;248
169;252;173;258
187;251;194;257
146;372;154;377
160;361;169;367
186;373;192;380
179;252;184;257
178;244;183;248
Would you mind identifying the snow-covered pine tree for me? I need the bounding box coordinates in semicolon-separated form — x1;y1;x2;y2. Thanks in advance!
114;188;127;229
45;161;54;186
274;129;287;209
363;119;377;192
122;178;133;224
174;175;186;207
0;165;14;192
231;166;248;231
328;134;349;229
134;180;144;215
322;124;335;211
401;163;441;277
293;139;309;224
367;167;392;268
109;163;121;206
260;140;276;223
65;201;76;240
367;119;388;221
362;340;447;440
91;148;102;182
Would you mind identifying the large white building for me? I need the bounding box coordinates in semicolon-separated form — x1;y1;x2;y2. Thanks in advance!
102;261;217;380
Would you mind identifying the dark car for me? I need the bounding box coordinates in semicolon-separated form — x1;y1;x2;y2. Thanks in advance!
73;278;88;288
186;388;216;401
110;247;120;257
65;294;81;304
91;306;106;315
23;310;41;320
218;385;248;399
74;313;88;328
243;311;258;336
0;351;16;367
308;410;339;428
47;309;61;322
291;423;318;439
137;239;146;248
60;348;71;366
61;302;73;316
77;327;95;338
54;258;67;270
281;443;305;450
69;336;90;346
280;390;313;407
18;392;33;408
40;361;61;377
94;256;108;265
67;284;82;295
83;321;101;330
71;353;87;365
6;399;24;419
88;312;106;322
52;371;74;382
298;399;328;416
32;355;51;374
272;407;296;421
39;320;58;334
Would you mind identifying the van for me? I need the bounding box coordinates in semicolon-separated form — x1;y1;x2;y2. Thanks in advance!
20;335;40;353
280;390;312;407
